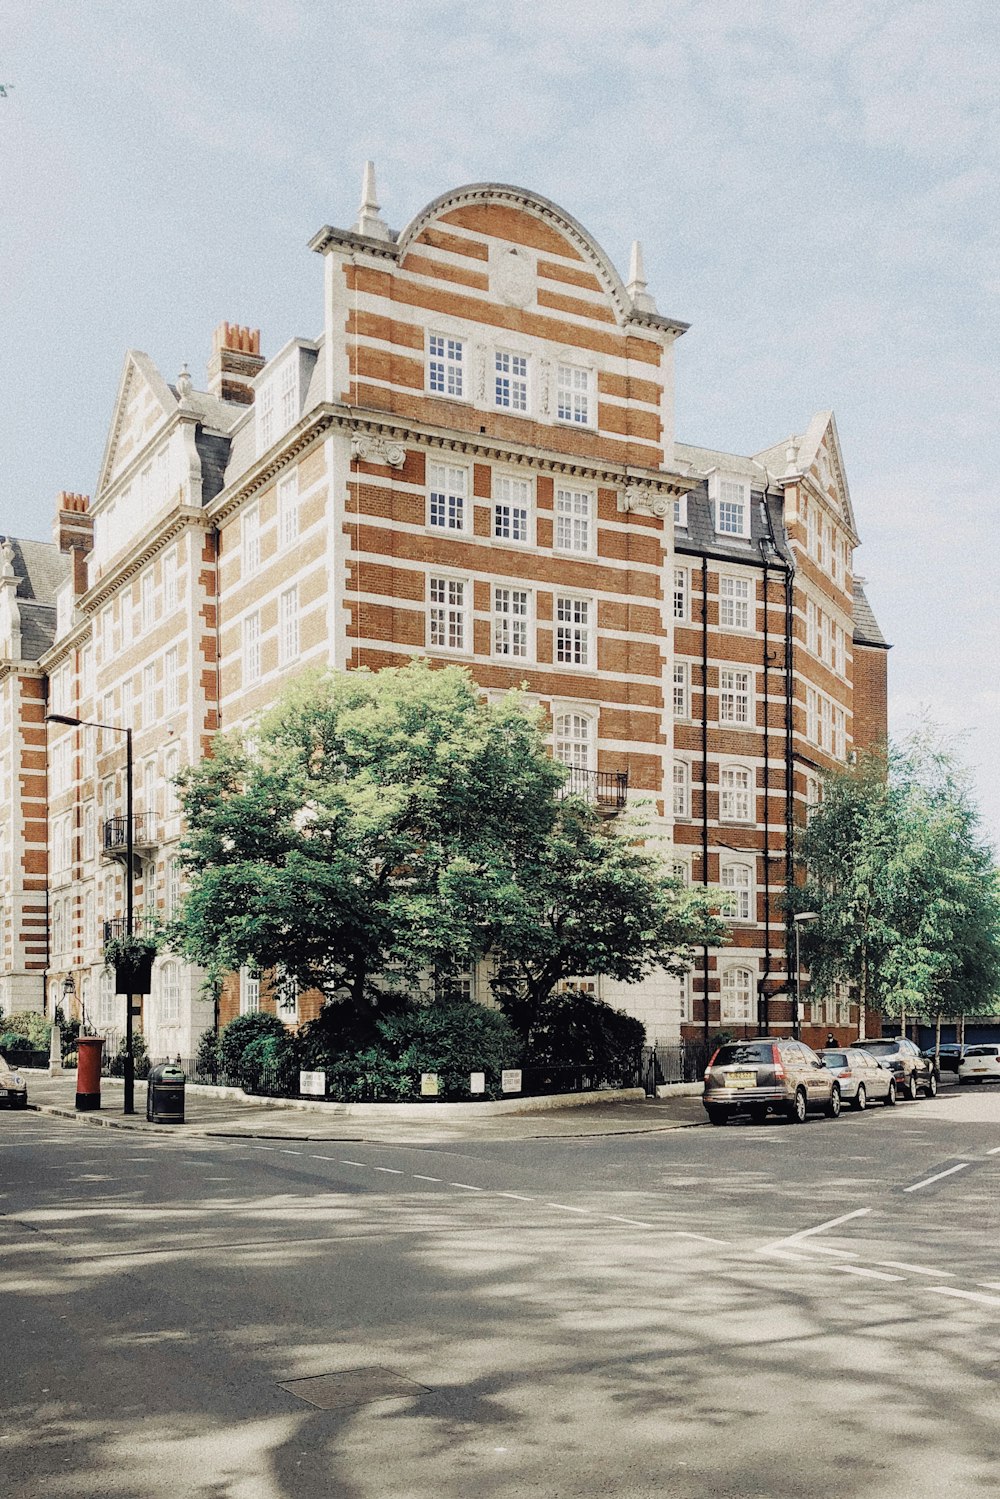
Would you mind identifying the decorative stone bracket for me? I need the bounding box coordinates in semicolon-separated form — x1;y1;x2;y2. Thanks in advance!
618;484;672;518
351;433;407;469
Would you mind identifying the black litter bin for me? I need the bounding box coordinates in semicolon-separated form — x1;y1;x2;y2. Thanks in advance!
147;1063;186;1123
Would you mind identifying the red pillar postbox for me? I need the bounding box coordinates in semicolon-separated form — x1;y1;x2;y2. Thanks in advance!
75;1036;105;1111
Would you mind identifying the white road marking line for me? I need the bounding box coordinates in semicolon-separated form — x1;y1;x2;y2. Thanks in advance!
279;1150;301;1156
370;1166;403;1174
308;1155;337;1161
411;1174;442;1182
497;1192;535;1202
603;1215;654;1227
903;1163;969;1193
878;1261;954;1277
760;1206;871;1254
449;1182;484;1191
830;1264;904;1282
546;1202;589;1214
809;1245;853;1258
252;1146;277;1151
341;1160;368;1168
931;1287;1000;1308
977;1281;1000;1290
987;1146;1000;1155
759;1247;820;1265
672;1231;729;1245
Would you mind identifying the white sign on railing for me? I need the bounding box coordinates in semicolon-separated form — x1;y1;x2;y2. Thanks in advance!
501;1069;522;1094
469;1071;485;1094
420;1072;439;1097
299;1070;326;1097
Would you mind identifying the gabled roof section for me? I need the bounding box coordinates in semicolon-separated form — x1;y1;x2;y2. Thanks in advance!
95;350;178;499
0;534;69;662
675;441;774;492
756;411;858;541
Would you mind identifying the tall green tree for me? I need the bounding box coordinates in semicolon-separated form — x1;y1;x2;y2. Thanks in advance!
795;733;1000;1038
175;662;563;1026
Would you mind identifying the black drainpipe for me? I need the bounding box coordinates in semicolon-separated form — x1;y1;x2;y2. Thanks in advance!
700;555;710;1042
758;507;772;1036
784;551;797;1034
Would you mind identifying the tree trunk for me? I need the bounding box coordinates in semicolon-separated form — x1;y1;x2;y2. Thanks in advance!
899;1003;906;1038
934;1009;942;1072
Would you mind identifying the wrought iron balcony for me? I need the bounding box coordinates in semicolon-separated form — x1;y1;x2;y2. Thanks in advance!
103;913;159;946
558;766;629;813
101;812;158;858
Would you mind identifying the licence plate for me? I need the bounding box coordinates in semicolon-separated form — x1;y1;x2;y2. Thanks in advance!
726;1072;757;1089
0;1089;8;1097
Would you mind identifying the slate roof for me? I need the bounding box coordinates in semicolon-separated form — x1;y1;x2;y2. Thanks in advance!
0;535;69;663
852;580;890;648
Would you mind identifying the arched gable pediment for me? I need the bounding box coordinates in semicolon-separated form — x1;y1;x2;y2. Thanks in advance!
396;183;632;326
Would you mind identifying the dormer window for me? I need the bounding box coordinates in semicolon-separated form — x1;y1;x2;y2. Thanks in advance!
711;474;750;537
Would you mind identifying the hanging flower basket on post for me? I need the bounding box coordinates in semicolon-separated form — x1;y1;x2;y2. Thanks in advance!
104;932;159;996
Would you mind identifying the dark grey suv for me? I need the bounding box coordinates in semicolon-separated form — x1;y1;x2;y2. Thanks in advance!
703;1038;841;1126
848;1037;938;1100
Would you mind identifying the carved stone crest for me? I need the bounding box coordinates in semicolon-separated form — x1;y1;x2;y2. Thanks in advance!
351;433;406;469
493;246;535;308
619;484;670;518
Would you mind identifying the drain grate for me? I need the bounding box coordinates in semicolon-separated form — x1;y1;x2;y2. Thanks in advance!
279;1366;430;1410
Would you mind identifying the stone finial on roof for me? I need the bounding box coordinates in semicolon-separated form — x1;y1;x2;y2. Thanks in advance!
626;240;657;313
785;442;799;476
177;363;193;399
354;160;391;242
0;539;14;578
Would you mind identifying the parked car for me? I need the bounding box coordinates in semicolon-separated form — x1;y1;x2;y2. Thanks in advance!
958;1045;1000;1084
0;1052;28;1110
816;1048;897;1110
703;1038;841;1125
922;1043;965;1074
849;1037;938;1099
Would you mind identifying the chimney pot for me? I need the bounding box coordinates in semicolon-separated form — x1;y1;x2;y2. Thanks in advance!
208;320;265;405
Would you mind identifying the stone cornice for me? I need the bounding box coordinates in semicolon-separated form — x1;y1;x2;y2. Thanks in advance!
778;470;861;547
308;225;400;261
77;506;210;615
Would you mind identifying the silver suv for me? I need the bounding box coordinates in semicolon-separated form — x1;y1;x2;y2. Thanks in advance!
703;1038;841;1126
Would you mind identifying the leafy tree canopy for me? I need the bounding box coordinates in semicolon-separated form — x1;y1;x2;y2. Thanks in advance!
795;730;1000;1021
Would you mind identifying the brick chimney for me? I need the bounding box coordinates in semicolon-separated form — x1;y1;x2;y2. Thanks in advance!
207;322;265;405
53;491;94;595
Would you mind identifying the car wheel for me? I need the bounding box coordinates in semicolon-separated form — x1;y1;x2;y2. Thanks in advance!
788;1088;808;1124
707;1108;729;1126
885;1080;896;1106
925;1072;938;1098
825;1084;841;1119
906;1073;919;1101
853;1084;867;1112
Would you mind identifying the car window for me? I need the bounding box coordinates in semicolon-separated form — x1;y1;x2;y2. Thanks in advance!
966;1046;999;1057
713;1043;774;1066
820;1051;850;1067
857;1040;897;1053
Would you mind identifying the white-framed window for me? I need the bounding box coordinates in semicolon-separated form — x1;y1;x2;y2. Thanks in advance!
554;487;593;555
242;503;260;576
806;499;818;557
140;570;155;633
819;518;831;572
427;463;467;532
712;475;749;537
257;380;274;452
806;597;817;655
833;535;846;589
494;350;528;412
81;644;95;700
84;887;95;947
554;712;595;771
720;575;751;629
164;647;179;713
673;566;688;622
721;965;755;1022
50;735;71;795
674;495;688;527
279;586;300;666
819;694;832;752
240;965;260;1016
720;765;753;822
673;661;690;718
427;333;465;398
428;576;468;652
678;968;692;1023
819;610;832;665
556;363;593;426
83;727;96;781
141;756;156;816
275;969;299;1022
243;611;261;683
555;595;593;668
121;594;133;648
165;855;182;920
278;474;299;547
83;805;96;862
493;474;531;544
53;813;72;875
97;968;116;1029
143;662;157;726
163;548;178;612
436;970;474;1002
720;863;754;922
672;760;690;819
159;960;181;1024
493;586;531;660
52;898;65;958
833;704;847;761
280;358;298;429
100;605;113;663
805;772;822;822
806;684;819;745
834;624;846;677
163;746;181;821
671;858;690;885
719;668;751;726
121;677;133;725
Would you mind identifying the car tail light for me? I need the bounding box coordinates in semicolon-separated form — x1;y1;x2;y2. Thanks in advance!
703;1047;720;1081
838;1070;851;1080
771;1043;785;1080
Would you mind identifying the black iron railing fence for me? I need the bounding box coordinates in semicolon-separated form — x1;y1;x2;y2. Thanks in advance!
102;812;157;853
558;767;629;811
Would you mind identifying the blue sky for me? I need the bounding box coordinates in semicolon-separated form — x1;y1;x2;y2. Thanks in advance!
3;1;998;841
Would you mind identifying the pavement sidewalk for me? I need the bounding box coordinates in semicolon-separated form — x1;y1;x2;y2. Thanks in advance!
22;1071;708;1142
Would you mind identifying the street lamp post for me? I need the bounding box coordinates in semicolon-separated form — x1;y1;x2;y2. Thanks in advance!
792;911;819;1041
47;712;136;1115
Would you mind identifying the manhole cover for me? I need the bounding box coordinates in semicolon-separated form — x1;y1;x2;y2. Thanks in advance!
279;1366;429;1410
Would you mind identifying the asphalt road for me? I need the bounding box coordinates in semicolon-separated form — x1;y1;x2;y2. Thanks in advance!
3;1085;1000;1498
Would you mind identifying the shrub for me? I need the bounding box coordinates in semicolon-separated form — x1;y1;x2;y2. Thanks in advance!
2;1012;51;1051
105;1030;151;1079
523;988;645;1083
375;999;519;1099
218;1012;289;1077
239;1031;301;1095
195;1026;220;1080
